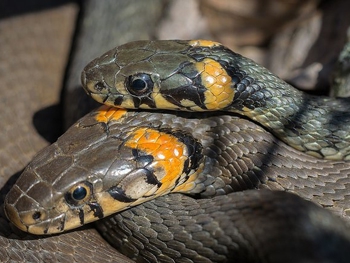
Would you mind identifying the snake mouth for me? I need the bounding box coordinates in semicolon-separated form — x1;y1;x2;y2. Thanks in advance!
81;68;110;96
81;69;115;106
4;203;28;233
81;47;120;97
5;194;102;235
4;185;68;235
81;61;125;107
80;70;89;95
4;200;67;235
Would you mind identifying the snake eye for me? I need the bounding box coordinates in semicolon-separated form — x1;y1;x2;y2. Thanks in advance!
65;181;92;207
126;73;153;96
72;186;87;200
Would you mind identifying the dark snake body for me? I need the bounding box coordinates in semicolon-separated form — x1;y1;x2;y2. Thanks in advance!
3;2;350;263
5;105;350;262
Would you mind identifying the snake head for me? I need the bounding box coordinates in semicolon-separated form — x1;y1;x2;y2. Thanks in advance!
4;107;204;235
81;40;236;112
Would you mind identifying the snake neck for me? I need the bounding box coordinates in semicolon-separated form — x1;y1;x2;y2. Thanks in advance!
190;45;350;160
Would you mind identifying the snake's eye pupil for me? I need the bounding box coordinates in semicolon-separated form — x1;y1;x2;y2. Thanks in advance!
65;181;92;207
126;73;153;96
131;78;146;91
72;186;87;201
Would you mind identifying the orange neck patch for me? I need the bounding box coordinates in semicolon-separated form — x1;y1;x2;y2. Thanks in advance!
94;105;128;123
124;127;193;195
189;40;222;48
195;58;234;110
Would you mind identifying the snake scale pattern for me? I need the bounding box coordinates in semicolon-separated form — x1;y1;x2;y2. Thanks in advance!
82;40;350;161
2;1;350;263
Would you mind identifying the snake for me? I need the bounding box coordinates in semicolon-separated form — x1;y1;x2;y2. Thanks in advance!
5;105;350;262
3;1;350;262
5;36;350;262
81;39;350;161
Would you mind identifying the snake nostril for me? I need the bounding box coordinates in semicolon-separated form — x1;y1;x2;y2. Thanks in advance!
94;81;107;91
32;211;42;221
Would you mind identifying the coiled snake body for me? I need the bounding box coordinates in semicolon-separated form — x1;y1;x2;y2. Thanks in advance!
5;40;350;262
